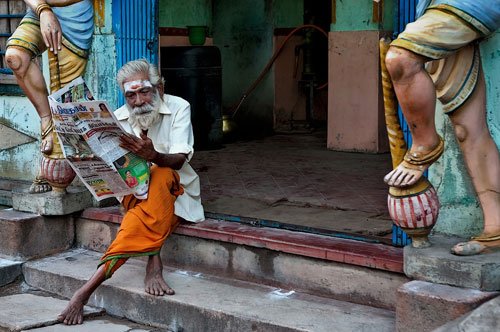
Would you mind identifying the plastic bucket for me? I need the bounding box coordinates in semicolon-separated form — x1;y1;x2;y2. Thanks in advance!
187;26;207;46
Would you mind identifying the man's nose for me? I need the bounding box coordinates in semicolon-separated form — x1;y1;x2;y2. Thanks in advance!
134;93;144;106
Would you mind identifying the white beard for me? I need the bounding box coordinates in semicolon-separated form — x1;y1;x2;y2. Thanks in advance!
127;91;162;131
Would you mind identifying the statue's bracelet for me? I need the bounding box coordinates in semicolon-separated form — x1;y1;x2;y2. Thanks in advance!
36;3;53;17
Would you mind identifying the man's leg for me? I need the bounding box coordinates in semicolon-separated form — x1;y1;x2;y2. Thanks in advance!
384;46;442;187
449;71;500;255
5;46;53;154
145;254;174;296
57;265;107;325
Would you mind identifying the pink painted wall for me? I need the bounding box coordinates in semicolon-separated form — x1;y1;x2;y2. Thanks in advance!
327;30;389;153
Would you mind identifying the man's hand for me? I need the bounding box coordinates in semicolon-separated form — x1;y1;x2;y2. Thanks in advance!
39;9;62;54
119;132;157;161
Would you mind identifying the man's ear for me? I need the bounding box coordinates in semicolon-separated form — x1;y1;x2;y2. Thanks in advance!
157;83;165;99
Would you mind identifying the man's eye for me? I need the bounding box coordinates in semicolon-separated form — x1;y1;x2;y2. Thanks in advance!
140;88;152;95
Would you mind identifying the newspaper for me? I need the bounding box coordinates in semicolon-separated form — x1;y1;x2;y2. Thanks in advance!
48;77;150;201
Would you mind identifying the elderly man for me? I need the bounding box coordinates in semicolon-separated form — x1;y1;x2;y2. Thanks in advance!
57;59;205;325
384;0;500;255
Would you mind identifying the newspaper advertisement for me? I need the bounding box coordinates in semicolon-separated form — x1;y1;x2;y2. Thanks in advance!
48;77;150;201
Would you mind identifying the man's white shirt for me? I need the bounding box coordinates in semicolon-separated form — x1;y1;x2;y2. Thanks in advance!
114;94;205;222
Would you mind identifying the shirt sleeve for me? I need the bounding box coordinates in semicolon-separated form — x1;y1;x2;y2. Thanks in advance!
169;103;195;161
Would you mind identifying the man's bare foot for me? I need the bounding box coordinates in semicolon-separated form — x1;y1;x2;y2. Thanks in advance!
384;137;444;187
145;255;174;296
40;115;54;155
57;293;86;325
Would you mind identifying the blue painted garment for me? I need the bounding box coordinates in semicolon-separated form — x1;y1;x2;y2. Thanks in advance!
417;0;500;32
26;0;94;50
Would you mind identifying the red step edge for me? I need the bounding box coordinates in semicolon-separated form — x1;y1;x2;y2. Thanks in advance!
82;206;403;274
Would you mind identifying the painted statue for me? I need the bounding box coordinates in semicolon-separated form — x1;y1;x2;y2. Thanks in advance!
383;0;500;255
5;0;94;193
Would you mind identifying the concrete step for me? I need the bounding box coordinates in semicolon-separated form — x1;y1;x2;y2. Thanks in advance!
0;293;102;331
22;249;396;332
0;258;22;287
0;209;73;260
77;207;409;310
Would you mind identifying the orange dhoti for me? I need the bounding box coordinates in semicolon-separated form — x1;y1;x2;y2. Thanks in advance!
99;166;184;279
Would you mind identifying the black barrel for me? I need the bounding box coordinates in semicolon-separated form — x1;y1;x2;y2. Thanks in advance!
160;46;222;150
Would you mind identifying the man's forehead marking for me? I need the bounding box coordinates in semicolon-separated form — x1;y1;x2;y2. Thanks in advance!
124;80;153;92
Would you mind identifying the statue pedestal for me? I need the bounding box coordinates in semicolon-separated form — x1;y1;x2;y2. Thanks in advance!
12;186;93;216
404;235;500;291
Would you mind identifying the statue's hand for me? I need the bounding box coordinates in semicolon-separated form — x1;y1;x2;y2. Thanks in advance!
39;10;62;54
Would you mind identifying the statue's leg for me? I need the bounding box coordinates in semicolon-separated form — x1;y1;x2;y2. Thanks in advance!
450;70;500;256
383;46;442;187
5;46;53;155
5;46;53;194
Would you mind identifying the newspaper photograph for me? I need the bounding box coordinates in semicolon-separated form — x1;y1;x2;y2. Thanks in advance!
48;77;150;201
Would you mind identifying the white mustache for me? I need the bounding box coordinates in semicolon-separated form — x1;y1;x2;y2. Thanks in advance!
132;105;155;115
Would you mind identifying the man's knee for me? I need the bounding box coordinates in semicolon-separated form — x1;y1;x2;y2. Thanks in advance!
385;46;424;81
5;47;29;74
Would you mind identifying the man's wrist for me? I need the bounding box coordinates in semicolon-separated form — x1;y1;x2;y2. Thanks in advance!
151;151;160;163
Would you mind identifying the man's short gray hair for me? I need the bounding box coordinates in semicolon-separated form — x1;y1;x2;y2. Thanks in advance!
116;59;165;91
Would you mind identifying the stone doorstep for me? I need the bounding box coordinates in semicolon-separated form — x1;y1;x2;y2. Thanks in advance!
82;206;404;273
22;249;396;332
395;280;499;332
79;207;409;311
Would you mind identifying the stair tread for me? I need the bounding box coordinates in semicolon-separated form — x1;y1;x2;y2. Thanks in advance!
0;293;104;331
24;249;395;332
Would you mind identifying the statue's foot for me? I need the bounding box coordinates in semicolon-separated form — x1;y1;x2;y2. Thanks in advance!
40;115;54;155
384;136;444;187
29;177;52;194
451;233;500;256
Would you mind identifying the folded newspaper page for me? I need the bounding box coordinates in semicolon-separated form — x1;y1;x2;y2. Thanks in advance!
48;77;150;201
